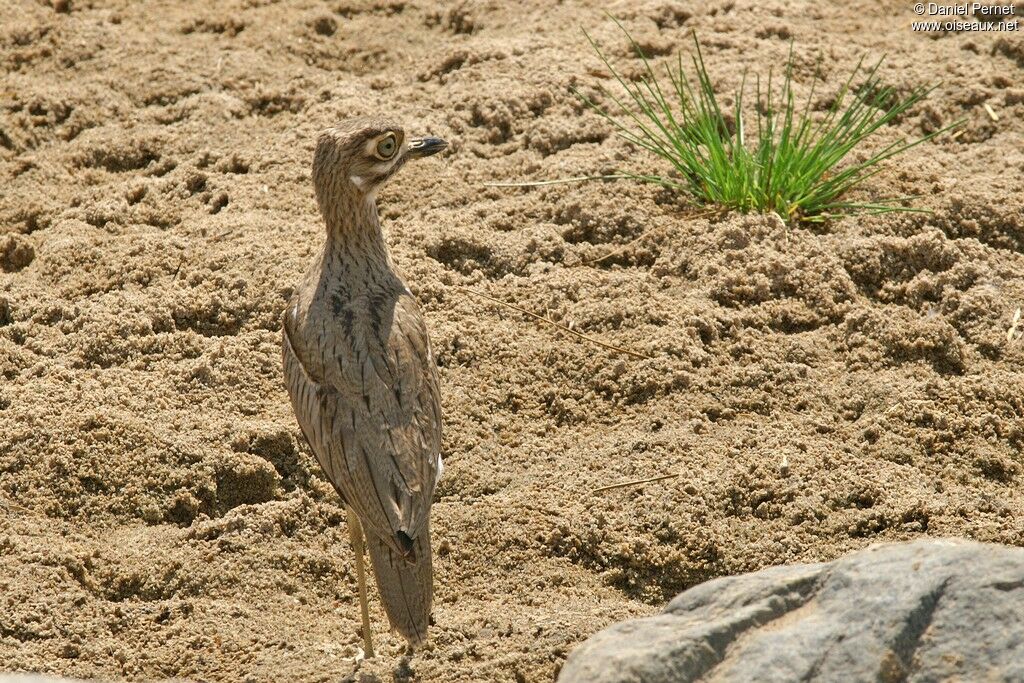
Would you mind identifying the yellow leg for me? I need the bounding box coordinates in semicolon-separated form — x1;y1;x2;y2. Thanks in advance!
346;506;375;658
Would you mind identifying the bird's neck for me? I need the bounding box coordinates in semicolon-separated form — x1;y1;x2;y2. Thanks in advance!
319;193;390;266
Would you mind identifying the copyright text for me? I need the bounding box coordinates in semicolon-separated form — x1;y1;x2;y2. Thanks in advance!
912;3;1019;31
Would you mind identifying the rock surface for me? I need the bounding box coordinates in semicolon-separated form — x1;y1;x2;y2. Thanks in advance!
559;538;1024;683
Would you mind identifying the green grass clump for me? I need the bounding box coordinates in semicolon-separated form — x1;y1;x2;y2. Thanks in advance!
578;24;958;222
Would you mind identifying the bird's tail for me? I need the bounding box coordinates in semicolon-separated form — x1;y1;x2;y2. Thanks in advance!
366;523;433;647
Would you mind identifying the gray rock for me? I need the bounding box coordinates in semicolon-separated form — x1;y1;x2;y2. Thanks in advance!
559;538;1024;683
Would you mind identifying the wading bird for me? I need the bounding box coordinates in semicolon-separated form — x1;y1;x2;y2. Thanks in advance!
282;118;447;656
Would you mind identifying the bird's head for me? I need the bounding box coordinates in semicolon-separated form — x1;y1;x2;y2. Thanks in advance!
312;118;447;207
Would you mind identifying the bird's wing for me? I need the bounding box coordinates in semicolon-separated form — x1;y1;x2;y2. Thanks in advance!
282;291;442;559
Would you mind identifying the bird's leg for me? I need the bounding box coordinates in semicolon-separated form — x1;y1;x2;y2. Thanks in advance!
346;505;375;658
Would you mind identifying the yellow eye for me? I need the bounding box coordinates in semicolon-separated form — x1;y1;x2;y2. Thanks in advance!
375;134;398;159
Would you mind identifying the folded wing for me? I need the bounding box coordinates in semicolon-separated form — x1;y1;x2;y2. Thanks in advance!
282;290;442;560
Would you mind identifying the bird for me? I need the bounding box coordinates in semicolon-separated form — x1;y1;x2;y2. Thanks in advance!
281;118;447;656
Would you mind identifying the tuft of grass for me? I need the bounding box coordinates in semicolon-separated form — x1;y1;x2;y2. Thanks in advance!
577;21;961;222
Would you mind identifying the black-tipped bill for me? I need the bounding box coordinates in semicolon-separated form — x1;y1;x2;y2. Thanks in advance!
407;136;448;159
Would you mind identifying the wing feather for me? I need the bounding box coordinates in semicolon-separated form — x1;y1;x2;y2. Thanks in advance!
282;292;442;557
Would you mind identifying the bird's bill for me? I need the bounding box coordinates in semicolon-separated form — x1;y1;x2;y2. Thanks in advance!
406;136;448;159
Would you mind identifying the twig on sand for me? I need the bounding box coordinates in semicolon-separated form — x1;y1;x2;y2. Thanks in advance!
1008;307;1022;344
456;287;653;360
482;174;633;188
593;473;679;494
0;497;33;515
585;208;718;265
585;223;670;265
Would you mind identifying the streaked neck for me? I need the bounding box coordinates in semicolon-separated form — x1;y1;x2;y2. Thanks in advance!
319;190;389;264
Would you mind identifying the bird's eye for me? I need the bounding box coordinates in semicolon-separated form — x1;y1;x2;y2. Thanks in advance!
375;134;398;159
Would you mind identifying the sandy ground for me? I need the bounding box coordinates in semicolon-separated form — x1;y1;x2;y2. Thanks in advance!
2;0;1023;680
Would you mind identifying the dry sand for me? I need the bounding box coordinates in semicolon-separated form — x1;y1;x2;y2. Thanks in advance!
2;0;1023;680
